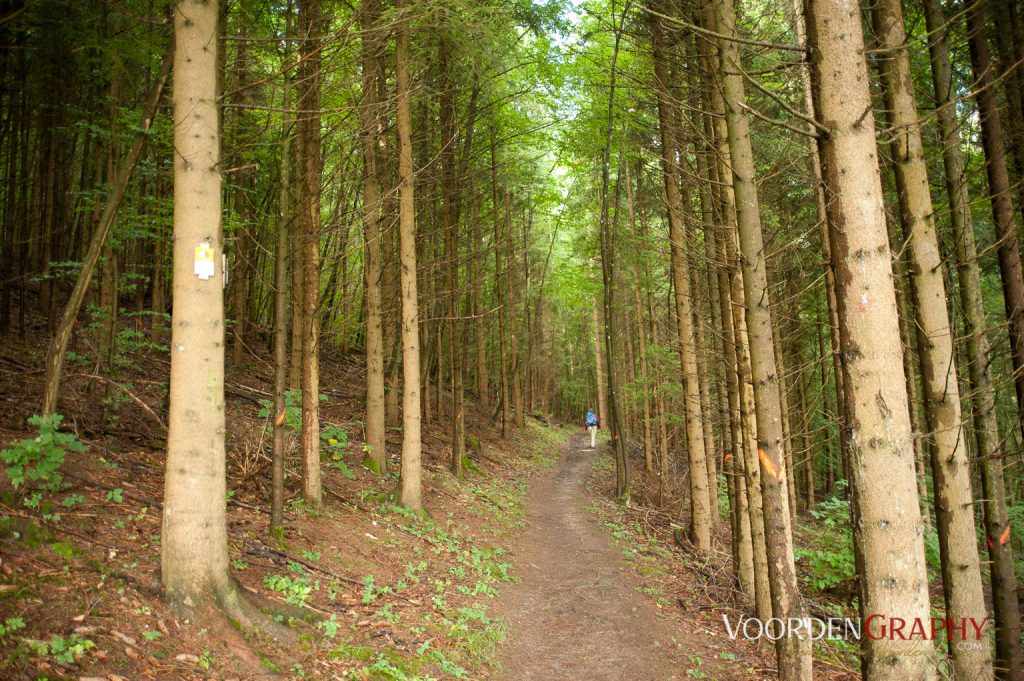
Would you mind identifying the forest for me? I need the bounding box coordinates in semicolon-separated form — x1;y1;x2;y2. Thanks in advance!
0;0;1023;678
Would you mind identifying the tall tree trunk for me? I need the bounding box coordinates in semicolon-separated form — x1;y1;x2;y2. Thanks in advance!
592;305;609;433
271;13;293;530
396;0;422;511
649;6;711;552
872;1;991;676
296;0;322;505
691;260;719;520
805;0;936;675
360;0;387;474
965;0;1024;444
438;30;465;478
709;170;755;601
924;0;1022;674
507;191;525;431
271;152;290;531
789;0;848;488
490;134;511;439
473;189;489;413
597;13;629;496
710;0;809;674
625;161;654;472
162;2;289;639
694;17;771;614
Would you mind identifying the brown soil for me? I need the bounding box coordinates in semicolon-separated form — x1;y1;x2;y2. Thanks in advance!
495;434;742;681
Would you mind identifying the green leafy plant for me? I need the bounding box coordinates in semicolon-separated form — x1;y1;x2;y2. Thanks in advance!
258;390;326;432
264;573;316;606
317;614;340;639
795;496;856;593
0;617;25;641
25;633;95;665
1;414;85;501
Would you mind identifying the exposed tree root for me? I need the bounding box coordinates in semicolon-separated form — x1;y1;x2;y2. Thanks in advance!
168;578;302;652
214;578;301;643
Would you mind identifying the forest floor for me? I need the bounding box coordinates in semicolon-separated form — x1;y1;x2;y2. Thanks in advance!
0;318;857;680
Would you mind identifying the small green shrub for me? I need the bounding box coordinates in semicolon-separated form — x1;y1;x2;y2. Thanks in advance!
1;414;85;499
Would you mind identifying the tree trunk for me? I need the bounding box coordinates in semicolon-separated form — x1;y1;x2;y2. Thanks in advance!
965;0;1024;445
396;0;422;511
924;0;1022;674
438;30;465;478
592;305;609;434
625;161;654;473
162;3;289;640
711;0;809;674
694;2;771;620
490;134;511;439
872;1;991;676
473;188;489;413
360;0;387;474
271;119;290;531
649;6;711;552
296;0;322;506
805;0;936;675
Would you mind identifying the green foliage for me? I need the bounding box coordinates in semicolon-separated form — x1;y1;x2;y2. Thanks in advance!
0;617;25;641
258;390;327;432
317;614;340;639
1;415;85;500
795;496;856;593
322;424;355;479
24;633;95;665
264;573;317;606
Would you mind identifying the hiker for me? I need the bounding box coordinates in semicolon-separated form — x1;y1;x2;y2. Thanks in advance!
584;408;599;449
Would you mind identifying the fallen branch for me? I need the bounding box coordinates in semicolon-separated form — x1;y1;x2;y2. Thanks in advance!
67;373;167;430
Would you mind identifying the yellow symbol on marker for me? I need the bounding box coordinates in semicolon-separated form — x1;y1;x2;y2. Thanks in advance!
194;241;215;280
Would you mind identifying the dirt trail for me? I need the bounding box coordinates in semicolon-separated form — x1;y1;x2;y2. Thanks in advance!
495;435;730;681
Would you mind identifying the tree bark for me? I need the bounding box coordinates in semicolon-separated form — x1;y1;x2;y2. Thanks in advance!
805;0;936;675
965;0;1024;445
872;1;991;676
162;3;289;640
271;19;293;530
296;0;322;506
691;0;773;620
649;6;711;552
710;0;809;674
924;0;1022;674
360;0;387;474
396;0;422;511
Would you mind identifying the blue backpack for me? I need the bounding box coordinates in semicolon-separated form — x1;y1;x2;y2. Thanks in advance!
585;410;598;427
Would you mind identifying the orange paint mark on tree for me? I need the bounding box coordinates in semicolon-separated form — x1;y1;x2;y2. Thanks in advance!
758;448;780;479
999;525;1011;546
